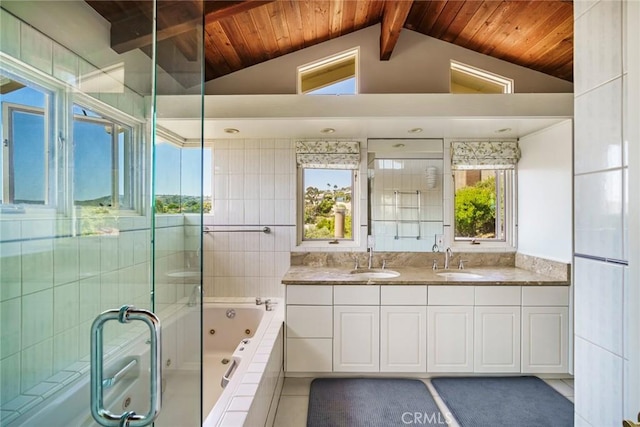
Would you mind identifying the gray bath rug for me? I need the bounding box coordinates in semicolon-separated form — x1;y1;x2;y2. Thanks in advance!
431;376;573;427
307;378;445;427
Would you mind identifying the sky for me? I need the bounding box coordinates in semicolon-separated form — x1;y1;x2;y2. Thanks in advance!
304;169;352;190
307;77;356;95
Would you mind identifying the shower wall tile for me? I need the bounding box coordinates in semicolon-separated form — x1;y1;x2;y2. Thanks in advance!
100;236;119;273
78;276;101;323
0;353;21;404
53;282;79;335
52;327;78;373
1;243;21;301
1;298;21;358
574;0;622;95
21;239;54;295
21;338;53;392
53;237;79;286
574;258;624;355
21;289;53;349
574;169;623;259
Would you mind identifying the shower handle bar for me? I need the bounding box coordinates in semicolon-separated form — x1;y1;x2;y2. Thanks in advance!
204;226;271;234
102;358;138;389
90;306;162;427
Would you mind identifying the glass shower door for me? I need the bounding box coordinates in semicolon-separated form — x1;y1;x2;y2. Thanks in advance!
0;1;205;426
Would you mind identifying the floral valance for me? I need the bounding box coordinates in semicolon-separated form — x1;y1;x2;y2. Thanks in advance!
295;140;361;169
451;141;521;170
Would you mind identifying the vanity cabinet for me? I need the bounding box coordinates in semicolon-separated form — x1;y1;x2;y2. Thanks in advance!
285;285;332;372
521;287;569;373
380;286;427;372
284;284;569;376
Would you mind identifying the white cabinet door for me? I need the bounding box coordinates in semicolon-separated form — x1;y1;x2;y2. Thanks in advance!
334;306;380;372
380;306;426;372
522;306;569;373
474;306;521;373
286;338;332;372
427;306;474;372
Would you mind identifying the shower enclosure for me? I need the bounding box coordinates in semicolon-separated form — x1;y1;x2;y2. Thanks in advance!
0;1;206;425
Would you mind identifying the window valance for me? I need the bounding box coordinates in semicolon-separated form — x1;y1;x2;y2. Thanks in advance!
295;140;360;169
451;141;521;170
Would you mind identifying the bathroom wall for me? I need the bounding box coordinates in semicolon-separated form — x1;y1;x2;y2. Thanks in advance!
204;24;574;95
518;120;573;263
573;0;639;425
203;139;296;298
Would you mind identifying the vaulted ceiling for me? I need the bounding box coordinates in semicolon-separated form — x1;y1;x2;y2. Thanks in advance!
86;0;574;86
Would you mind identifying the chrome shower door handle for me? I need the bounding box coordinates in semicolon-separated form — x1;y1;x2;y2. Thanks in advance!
90;305;162;427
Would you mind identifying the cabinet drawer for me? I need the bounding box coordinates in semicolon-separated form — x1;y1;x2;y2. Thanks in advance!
287;285;332;305
287;306;332;338
522;286;569;306
335;285;379;305
286;338;332;372
381;286;427;305
428;286;474;305
475;286;521;306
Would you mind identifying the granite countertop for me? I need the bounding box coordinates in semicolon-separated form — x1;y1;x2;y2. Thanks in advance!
281;265;570;286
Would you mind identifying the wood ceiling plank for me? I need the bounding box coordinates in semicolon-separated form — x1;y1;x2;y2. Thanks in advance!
430;0;465;40
329;0;344;38
218;17;254;67
464;1;521;50
341;0;359;36
438;0;484;43
267;1;294;55
404;1;431;31
204;32;233;78
451;1;503;45
232;11;269;62
473;0;542;55
282;0;306;49
314;1;332;44
298;1;318;46
250;5;282;57
354;0;373;30
365;0;386;23
206;21;243;70
204;1;274;26
418;0;448;33
491;1;565;57
380;0;414;60
520;15;573;64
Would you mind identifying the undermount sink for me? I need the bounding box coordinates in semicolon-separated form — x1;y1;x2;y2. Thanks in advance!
166;270;201;279
436;271;483;279
350;269;401;279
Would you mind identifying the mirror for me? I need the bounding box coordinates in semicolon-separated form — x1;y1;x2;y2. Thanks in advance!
367;139;444;252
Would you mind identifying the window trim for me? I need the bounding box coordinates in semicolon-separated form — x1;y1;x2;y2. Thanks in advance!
297;47;359;94
450;60;514;94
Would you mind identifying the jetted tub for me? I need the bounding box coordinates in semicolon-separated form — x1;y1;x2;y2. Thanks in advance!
7;298;284;427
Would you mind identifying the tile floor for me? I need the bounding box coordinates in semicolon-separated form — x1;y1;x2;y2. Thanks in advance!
272;377;574;427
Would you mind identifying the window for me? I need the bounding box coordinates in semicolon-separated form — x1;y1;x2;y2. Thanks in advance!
453;169;512;241
450;140;519;246
73;104;134;211
1;78;53;206
302;168;354;240
296;140;361;246
298;48;358;95
450;61;513;94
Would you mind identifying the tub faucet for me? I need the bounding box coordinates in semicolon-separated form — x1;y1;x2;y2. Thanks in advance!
265;300;277;311
368;247;374;269
188;285;201;307
444;247;453;270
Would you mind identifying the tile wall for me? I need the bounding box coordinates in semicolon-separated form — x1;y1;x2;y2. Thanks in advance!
573;0;636;425
203;139;297;298
370;159;444;251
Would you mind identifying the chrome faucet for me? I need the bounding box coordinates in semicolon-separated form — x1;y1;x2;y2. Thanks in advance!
187;285;201;307
444;247;453;270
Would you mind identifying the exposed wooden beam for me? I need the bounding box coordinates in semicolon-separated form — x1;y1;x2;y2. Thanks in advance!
380;0;413;60
110;0;272;54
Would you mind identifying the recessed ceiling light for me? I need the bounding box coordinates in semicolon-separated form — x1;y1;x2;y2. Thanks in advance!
224;128;240;134
495;128;512;133
320;128;335;134
408;127;423;134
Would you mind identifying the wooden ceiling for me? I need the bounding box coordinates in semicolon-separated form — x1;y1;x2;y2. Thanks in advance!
86;0;574;85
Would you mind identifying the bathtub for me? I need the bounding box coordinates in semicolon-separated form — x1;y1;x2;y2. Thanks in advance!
7;298;284;427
